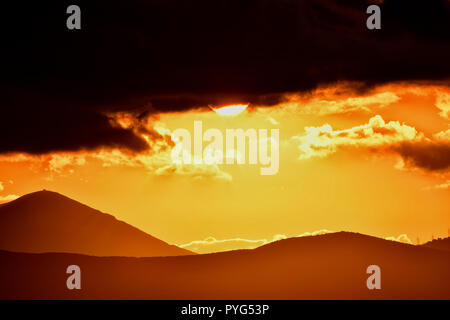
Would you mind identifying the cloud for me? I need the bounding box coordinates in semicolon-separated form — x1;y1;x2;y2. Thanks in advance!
0;137;232;182
423;180;450;191
297;229;333;237
0;106;151;155
180;237;268;254
0;181;19;203
0;118;235;181
90;124;233;181
385;234;413;245
0;194;20;203
281;87;400;116
434;128;450;141
48;154;86;173
155;164;232;182
393;128;450;172
293;115;450;173
180;230;333;254
1;0;449;154
292;115;424;159
266;117;280;125
394;142;450;172
435;91;450;119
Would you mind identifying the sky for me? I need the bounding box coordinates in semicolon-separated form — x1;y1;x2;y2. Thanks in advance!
0;0;449;253
1;83;449;253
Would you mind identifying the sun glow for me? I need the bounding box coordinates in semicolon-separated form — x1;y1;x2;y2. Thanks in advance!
211;104;248;116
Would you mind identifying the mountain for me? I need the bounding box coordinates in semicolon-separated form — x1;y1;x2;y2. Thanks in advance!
0;190;192;257
422;237;450;252
0;232;448;299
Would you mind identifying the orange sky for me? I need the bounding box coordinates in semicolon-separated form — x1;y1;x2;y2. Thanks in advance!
0;82;449;253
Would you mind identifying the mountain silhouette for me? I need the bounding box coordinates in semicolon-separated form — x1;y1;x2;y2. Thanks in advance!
0;232;448;299
0;190;192;257
422;237;450;252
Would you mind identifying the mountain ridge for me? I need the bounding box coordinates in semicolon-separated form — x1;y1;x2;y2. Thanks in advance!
422;237;450;252
0;190;192;257
0;230;448;299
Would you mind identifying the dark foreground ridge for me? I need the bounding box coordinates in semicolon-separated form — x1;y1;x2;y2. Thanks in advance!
422;237;450;252
1;231;449;299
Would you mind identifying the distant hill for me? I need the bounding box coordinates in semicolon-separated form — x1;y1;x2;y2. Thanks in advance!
0;232;448;299
422;237;450;252
0;190;192;257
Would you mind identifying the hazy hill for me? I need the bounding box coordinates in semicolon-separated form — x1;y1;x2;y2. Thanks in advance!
0;190;192;257
1;232;448;299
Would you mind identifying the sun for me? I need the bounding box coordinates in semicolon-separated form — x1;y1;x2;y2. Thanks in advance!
210;104;248;116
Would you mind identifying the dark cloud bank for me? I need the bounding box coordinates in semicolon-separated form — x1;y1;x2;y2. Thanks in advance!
395;142;450;172
1;0;449;155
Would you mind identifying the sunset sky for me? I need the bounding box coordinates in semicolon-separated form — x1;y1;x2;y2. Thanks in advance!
1;1;449;253
1;82;449;252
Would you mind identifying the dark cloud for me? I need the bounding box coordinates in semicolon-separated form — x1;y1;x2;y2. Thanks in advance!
0;102;155;155
1;0;449;154
395;142;450;172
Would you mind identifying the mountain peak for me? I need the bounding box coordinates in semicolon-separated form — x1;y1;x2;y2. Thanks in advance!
18;189;79;200
0;190;192;257
6;189;79;205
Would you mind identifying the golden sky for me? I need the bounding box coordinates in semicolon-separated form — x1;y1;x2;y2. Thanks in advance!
0;83;449;253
